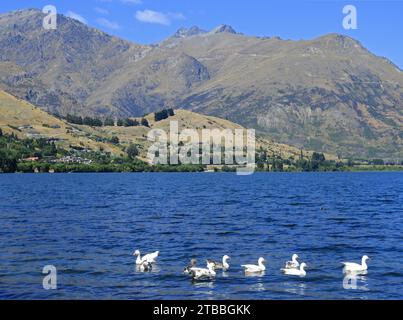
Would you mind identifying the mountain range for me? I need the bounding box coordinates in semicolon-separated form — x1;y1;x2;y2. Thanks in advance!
0;9;402;159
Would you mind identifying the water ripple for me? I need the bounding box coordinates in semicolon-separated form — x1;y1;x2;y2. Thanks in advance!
0;172;402;299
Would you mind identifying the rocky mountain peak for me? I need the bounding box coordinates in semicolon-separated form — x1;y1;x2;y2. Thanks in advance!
314;33;364;51
173;26;207;39
210;24;237;34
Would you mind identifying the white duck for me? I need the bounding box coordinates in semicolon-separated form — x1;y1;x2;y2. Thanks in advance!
189;261;217;280
207;255;231;271
133;250;159;265
284;254;300;269
241;257;266;273
282;263;307;277
342;255;370;273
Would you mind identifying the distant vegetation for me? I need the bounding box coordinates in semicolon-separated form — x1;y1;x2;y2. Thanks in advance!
0;130;202;173
63;109;173;128
1;129;402;174
154;108;175;122
256;150;342;172
65;114;149;128
255;149;403;172
126;144;139;159
0;129;57;173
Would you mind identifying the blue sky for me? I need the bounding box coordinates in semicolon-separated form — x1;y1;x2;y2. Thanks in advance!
1;0;402;68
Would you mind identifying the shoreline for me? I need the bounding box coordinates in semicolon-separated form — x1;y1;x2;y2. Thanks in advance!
3;167;403;174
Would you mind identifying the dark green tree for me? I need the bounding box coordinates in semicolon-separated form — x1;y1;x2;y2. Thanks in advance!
141;118;150;127
104;118;115;126
127;144;139;159
371;159;385;165
66;114;83;125
311;152;326;171
0;150;17;173
110;136;120;145
312;152;326;162
124;118;139;127
154;109;171;122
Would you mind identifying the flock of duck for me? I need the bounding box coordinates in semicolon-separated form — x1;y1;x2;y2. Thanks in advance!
134;250;370;280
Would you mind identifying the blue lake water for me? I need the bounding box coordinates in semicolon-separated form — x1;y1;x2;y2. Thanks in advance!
0;172;402;300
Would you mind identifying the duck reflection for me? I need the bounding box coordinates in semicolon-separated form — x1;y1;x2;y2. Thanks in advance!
343;272;369;291
283;282;307;296
244;271;266;278
135;263;161;274
191;279;216;289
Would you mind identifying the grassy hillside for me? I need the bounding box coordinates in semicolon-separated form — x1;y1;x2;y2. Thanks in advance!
0;89;334;163
73;109;337;162
0;90;123;156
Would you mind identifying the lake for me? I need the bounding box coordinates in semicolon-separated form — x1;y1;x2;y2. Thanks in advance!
0;172;402;299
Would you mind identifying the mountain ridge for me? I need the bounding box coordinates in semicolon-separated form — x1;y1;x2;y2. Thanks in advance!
0;8;401;159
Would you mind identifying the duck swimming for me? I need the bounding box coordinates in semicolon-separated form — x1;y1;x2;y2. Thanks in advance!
207;255;230;271
342;255;370;274
189;261;216;280
282;262;307;277
284;254;300;269
133;250;159;265
241;257;266;273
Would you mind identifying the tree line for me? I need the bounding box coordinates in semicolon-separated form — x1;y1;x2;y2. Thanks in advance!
65;114;149;128
0;129;57;173
65;107;176;127
1;127;402;174
154;108;175;122
255;150;343;172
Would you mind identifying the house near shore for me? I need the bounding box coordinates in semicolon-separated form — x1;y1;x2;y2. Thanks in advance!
23;157;40;162
52;156;92;165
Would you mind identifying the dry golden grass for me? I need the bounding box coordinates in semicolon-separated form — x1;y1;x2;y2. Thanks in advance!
0;90;122;155
0;90;336;161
